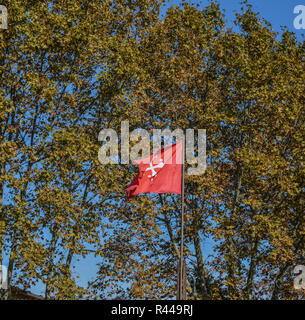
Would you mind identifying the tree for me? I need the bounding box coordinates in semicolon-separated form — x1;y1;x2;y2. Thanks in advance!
0;0;163;299
92;2;305;300
1;0;304;300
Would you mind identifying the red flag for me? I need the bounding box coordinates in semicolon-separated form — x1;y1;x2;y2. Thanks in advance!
126;141;183;200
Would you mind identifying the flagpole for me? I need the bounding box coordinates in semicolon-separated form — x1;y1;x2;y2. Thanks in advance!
178;139;185;300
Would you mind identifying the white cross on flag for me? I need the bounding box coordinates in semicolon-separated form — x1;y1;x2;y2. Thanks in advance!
126;141;183;200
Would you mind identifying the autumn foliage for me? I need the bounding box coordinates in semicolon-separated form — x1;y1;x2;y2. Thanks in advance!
0;0;304;300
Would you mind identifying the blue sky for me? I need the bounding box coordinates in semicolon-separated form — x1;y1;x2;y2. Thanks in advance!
4;0;304;298
221;0;304;40
216;0;303;33
163;0;304;40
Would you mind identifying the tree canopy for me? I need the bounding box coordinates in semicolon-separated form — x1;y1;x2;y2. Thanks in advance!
0;0;304;300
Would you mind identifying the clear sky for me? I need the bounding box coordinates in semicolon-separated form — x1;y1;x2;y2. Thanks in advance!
219;0;304;40
5;0;303;298
163;0;304;40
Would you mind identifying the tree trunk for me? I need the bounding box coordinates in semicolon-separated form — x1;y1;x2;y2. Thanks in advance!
245;237;258;299
45;224;58;300
0;163;7;300
193;231;210;299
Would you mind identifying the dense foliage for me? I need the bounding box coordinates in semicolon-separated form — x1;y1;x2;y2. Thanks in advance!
0;0;304;299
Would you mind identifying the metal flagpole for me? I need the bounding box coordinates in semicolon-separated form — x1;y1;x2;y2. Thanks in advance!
178;139;185;300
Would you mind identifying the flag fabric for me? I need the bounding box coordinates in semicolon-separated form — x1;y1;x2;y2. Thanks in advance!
126;141;183;200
